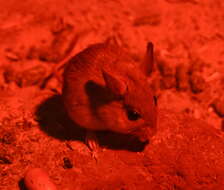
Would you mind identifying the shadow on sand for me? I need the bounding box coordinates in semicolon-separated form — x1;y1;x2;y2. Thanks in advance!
35;94;148;152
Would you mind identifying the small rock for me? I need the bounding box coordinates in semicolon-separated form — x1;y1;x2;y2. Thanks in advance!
1;117;12;126
39;24;77;63
221;119;224;131
0;132;16;144
206;72;220;82
189;57;204;74
44;77;61;93
156;57;176;89
3;64;48;87
133;14;161;26
3;67;16;84
0;155;12;164
50;17;67;34
63;157;73;169
175;64;189;91
16;65;47;87
15;120;33;130
149;77;161;94
5;49;21;61
157;59;176;77
24;168;57;190
212;98;224;117
38;50;54;62
160;76;176;89
193;109;201;119
26;46;39;60
189;72;206;93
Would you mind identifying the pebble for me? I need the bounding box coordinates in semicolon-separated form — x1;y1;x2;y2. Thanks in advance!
24;168;57;190
39;24;77;63
212;98;224;117
26;46;39;60
160;76;176;89
175;64;189;91
3;65;47;87
157;59;175;77
221;119;224;131
133;14;161;26
50;17;67;34
5;49;20;61
189;72;206;93
157;57;176;89
0;132;16;144
16;65;47;87
3;67;15;84
0;155;12;164
63;157;73;169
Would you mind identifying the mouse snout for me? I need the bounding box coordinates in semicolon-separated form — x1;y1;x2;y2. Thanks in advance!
131;125;156;143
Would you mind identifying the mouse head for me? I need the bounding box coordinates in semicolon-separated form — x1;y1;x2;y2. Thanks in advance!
99;42;157;141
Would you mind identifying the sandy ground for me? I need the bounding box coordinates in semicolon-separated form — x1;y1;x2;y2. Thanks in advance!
0;0;224;189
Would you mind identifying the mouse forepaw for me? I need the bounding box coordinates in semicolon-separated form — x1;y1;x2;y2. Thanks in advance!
85;131;100;160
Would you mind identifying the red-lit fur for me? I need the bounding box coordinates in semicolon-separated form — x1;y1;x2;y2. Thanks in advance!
62;41;157;141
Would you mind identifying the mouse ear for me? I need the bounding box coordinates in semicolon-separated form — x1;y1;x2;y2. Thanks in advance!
140;42;154;76
102;70;127;97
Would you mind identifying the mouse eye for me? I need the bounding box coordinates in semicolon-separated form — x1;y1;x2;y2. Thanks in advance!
153;96;157;106
127;109;141;121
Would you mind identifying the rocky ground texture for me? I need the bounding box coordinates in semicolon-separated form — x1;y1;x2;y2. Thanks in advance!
0;0;224;189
